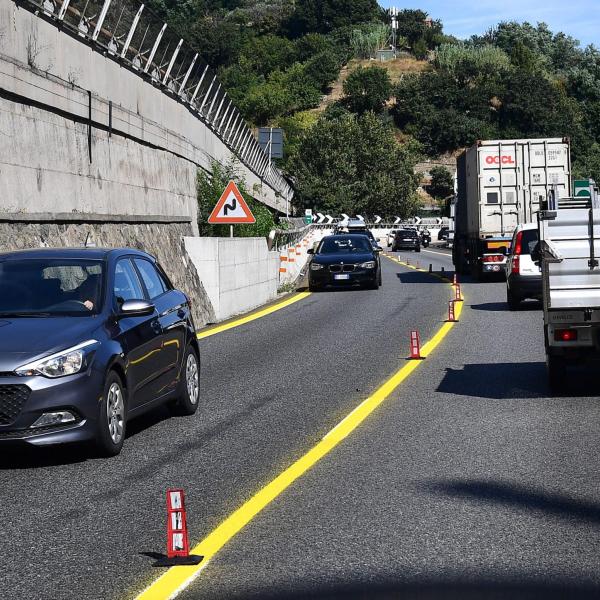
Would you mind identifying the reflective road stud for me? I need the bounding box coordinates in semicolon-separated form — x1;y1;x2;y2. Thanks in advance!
153;489;202;567
409;330;424;360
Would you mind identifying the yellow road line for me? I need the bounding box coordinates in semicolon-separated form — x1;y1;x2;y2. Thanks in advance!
136;262;464;600
197;292;312;340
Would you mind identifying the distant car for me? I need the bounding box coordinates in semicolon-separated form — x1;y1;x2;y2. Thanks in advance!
0;248;200;456
387;230;399;247
308;234;382;291
506;223;542;310
392;229;421;252
438;226;449;241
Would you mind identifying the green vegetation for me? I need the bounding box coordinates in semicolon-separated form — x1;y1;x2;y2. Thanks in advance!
427;166;454;200
342;66;393;114
291;112;421;218
152;2;600;222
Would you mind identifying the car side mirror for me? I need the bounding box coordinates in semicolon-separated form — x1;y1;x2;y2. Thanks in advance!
118;299;155;318
374;246;383;253
307;248;314;255
531;243;542;264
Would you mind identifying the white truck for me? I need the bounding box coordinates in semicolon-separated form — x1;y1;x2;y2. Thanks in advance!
453;139;571;279
537;181;600;390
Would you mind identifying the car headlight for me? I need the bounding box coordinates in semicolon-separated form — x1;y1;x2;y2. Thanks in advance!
359;261;376;269
310;263;325;271
16;340;99;378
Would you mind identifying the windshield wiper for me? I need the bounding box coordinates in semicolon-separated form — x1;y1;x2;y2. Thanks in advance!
0;312;52;318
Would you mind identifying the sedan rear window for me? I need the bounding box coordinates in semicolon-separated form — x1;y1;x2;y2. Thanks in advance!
0;259;104;315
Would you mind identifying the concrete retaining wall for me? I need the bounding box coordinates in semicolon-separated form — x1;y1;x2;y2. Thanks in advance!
185;237;279;322
0;0;288;213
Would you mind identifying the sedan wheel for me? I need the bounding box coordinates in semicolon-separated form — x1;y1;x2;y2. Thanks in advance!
171;346;201;416
107;383;125;444
96;371;127;457
186;353;199;406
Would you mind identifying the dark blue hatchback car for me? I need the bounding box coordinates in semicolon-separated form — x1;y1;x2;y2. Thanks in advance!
0;248;200;456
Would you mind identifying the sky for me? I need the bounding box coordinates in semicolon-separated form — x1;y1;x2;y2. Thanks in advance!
379;0;598;48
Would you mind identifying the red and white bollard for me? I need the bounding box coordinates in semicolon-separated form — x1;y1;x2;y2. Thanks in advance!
448;300;458;323
409;330;424;360
153;489;202;566
452;273;458;286
455;283;463;302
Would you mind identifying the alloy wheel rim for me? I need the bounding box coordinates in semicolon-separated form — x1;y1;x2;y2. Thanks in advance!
107;382;124;444
186;354;199;405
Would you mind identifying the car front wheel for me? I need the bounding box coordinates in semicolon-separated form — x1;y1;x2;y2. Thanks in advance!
171;346;200;416
96;371;127;457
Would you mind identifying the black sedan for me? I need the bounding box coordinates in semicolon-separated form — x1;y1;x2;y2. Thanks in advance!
0;248;200;456
392;229;421;252
307;235;382;291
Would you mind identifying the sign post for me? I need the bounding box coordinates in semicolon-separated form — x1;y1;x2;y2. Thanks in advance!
208;181;256;235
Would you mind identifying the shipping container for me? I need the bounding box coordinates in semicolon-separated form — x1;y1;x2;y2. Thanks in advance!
453;138;571;279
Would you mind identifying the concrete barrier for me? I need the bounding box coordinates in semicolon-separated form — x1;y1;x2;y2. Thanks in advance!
184;237;279;322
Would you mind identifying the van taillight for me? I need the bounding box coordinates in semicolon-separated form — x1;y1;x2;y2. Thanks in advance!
555;329;577;342
512;255;520;274
514;231;523;256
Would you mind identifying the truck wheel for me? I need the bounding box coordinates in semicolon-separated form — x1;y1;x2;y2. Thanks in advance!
547;355;567;392
507;289;520;311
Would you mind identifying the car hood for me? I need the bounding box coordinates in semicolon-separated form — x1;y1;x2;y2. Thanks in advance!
0;317;102;371
313;253;376;265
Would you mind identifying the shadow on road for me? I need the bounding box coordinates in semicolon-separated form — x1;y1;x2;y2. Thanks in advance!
396;272;451;284
423;479;600;525
437;362;600;399
228;579;600;599
471;301;542;312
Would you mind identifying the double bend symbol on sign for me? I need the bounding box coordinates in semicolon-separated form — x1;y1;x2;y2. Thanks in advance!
208;180;256;224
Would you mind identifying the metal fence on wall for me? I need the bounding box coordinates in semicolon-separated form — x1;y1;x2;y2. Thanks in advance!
21;0;292;202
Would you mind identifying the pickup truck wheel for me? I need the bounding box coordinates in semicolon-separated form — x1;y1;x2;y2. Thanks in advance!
547;355;567;392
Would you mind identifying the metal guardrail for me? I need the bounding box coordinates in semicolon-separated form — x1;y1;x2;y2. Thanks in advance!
18;0;292;201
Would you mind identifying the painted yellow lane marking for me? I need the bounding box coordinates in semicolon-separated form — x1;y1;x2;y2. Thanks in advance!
135;261;463;600
197;292;312;340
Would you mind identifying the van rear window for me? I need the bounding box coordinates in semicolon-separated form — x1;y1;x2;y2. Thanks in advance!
519;230;538;255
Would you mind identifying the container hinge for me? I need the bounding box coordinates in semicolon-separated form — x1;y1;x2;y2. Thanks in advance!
584;309;593;322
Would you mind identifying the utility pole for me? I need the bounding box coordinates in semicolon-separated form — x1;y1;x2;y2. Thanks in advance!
391;6;398;54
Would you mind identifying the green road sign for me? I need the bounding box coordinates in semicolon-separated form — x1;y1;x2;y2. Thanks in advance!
574;179;592;197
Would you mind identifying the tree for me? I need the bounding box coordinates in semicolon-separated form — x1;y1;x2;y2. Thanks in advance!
290;112;421;217
343;66;392;114
238;34;298;77
285;0;380;36
428;166;454;199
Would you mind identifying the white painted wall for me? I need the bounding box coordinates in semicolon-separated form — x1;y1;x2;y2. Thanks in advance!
184;237;280;322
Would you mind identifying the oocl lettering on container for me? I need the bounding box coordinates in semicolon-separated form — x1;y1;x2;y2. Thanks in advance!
485;155;516;165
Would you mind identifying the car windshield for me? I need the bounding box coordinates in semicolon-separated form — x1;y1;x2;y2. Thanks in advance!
0;258;104;316
318;237;372;254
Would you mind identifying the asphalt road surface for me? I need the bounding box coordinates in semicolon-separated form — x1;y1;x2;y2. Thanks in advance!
2;248;600;600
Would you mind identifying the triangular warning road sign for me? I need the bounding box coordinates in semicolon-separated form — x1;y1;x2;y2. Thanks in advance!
207;181;256;224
